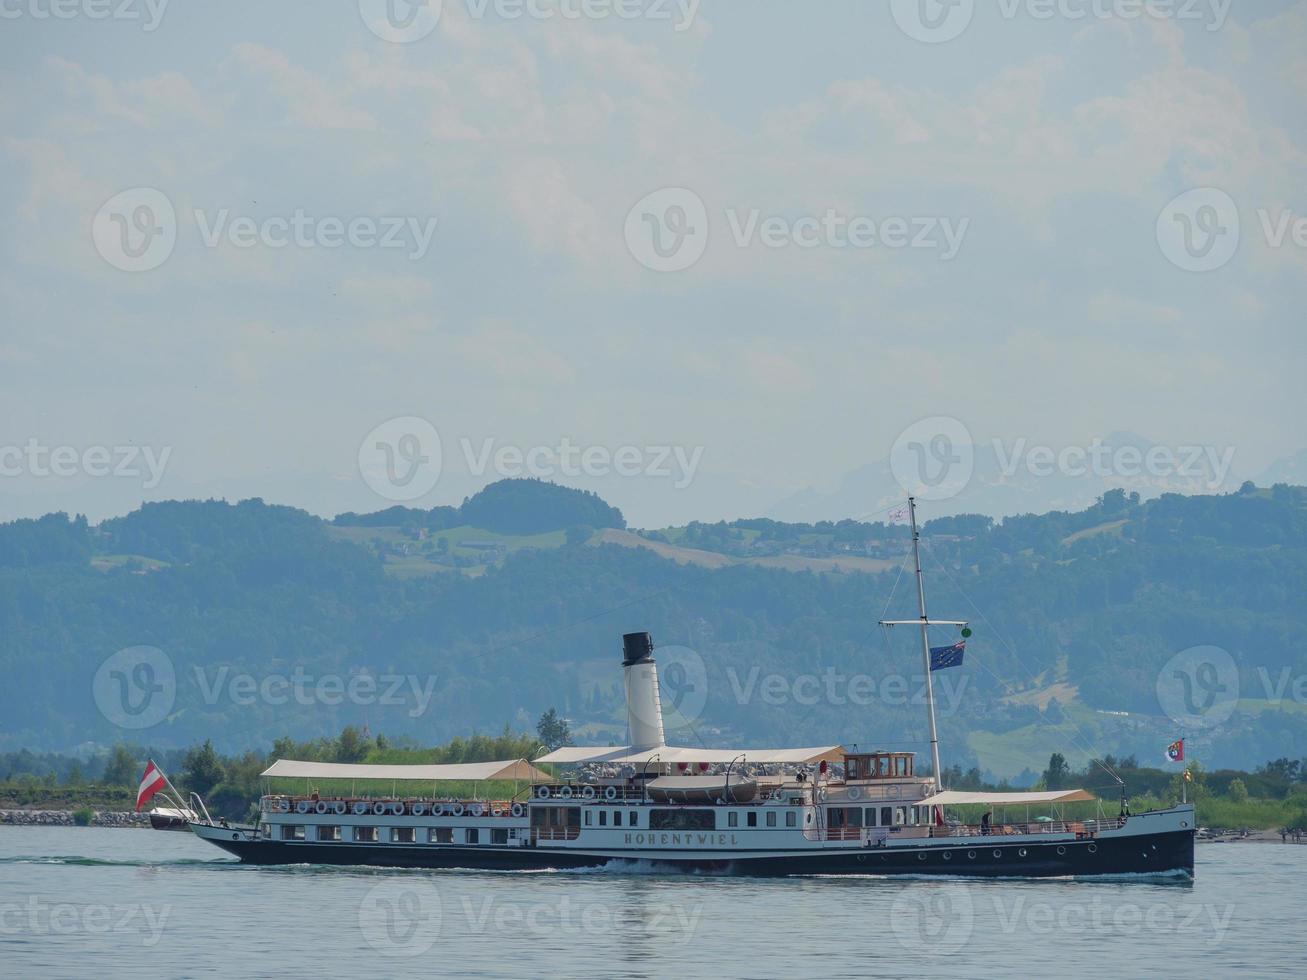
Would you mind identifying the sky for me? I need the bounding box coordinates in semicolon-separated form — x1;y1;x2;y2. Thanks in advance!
1;0;1304;528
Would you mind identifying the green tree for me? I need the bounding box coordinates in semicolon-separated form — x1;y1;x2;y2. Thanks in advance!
182;739;225;795
1042;752;1070;790
536;708;572;752
1227;777;1249;803
102;745;138;787
336;726;369;763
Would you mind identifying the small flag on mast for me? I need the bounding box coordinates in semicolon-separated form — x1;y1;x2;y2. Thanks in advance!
888;505;910;524
929;640;966;671
1165;739;1185;763
135;760;168;812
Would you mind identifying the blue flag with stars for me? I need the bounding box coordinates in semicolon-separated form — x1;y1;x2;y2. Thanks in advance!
929;640;966;671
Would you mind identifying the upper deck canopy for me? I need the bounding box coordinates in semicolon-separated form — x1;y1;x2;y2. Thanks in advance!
917;789;1096;807
534;745;846;766
261;759;551;782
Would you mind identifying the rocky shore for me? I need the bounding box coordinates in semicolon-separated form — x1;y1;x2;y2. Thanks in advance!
0;809;149;828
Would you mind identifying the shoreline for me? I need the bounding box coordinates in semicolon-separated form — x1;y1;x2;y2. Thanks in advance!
0;808;149;829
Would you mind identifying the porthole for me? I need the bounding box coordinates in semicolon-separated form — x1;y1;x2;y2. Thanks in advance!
942;851;952;861
918;852;927;861
1181;821;1188;828
967;850;976;859
1018;848;1027;857
1087;843;1098;854
1056;845;1067;855
992;849;1002;858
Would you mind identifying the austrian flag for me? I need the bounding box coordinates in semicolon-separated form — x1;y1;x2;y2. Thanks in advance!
135;760;168;812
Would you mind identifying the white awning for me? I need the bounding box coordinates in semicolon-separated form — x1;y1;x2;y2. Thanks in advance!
918;789;1096;807
534;745;846;765
260;759;551;782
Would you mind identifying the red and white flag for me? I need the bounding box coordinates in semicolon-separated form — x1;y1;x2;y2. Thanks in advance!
1165;739;1185;764
135;760;167;811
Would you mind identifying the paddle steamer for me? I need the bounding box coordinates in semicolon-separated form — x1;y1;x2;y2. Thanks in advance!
190;499;1196;878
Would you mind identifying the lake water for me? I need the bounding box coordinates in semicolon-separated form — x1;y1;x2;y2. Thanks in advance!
1;826;1302;978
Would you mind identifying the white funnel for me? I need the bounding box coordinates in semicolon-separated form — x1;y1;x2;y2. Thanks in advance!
622;632;666;749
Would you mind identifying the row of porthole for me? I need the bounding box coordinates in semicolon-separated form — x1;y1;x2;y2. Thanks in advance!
920;843;1098;861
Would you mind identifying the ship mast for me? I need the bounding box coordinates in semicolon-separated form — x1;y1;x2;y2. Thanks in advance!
879;496;968;792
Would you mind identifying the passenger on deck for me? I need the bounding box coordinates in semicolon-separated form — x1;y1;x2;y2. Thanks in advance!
980;810;992;836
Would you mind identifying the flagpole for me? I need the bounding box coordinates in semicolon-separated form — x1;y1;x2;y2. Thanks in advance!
909;497;944;790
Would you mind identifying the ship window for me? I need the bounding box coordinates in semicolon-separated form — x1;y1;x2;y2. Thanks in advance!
492;829;509;845
613;811;621;825
894;808;905;825
317;825;340;842
786;811;796;828
600;811;608;826
627;810;638;827
429;827;452;844
282;825;304;841
354;826;378;843
880;807;893;827
728;812;738;828
747;812;758;828
650;809;715;831
766;811;777;828
584;810;592;826
391;827;415;843
465;828;479;845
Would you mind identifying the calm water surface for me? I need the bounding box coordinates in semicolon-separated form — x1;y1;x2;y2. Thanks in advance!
1;826;1302;978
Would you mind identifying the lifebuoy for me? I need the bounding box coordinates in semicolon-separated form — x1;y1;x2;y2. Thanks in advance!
315;801;329;814
581;786;596;800
451;803;465;817
373;801;387;815
469;803;484;817
603;786;617;801
558;786;573;799
511;803;525;818
333;801;346;815
353;802;369;815
412;803;426;816
295;800;310;814
536;786;551;800
887;784;901;799
847;786;862;801
389;802;404;816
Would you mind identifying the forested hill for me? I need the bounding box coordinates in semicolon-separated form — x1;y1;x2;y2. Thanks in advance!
1;480;1305;779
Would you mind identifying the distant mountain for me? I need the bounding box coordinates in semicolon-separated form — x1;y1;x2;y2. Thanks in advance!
768;431;1252;523
1258;449;1307;488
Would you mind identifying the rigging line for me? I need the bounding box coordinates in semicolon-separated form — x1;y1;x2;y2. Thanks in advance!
919;540;1120;779
879;547;913;623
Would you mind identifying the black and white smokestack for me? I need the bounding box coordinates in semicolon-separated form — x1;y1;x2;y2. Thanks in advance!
621;631;655;666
